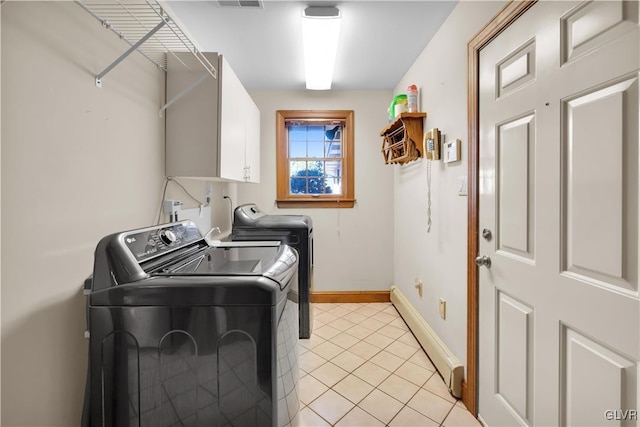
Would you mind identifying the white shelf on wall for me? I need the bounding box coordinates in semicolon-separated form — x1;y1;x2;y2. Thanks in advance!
75;0;217;91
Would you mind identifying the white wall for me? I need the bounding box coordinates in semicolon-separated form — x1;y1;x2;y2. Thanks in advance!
238;90;394;292
0;2;231;425
392;1;506;373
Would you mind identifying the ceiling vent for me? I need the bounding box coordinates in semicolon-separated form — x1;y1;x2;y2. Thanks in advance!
217;0;263;8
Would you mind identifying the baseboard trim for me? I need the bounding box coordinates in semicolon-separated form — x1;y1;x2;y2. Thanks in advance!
310;291;391;303
390;285;463;398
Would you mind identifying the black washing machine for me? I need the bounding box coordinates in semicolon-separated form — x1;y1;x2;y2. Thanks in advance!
82;220;299;427
231;204;314;339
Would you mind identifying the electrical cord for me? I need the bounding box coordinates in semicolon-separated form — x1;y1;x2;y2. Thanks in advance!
224;195;233;228
155;178;205;225
155;179;170;225
168;177;203;206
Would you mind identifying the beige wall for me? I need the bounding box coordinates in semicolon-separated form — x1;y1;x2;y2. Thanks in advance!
1;4;3;422
2;2;163;425
163;179;238;234
392;1;506;373
238;90;395;292
0;1;510;424
0;2;230;425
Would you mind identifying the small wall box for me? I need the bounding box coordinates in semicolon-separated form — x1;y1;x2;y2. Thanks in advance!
444;138;461;163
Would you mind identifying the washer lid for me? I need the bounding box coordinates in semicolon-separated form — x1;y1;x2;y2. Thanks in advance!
234;204;312;229
150;244;298;288
88;244;299;306
252;215;312;229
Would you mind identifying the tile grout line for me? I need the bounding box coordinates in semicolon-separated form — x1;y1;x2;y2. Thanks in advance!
303;303;459;426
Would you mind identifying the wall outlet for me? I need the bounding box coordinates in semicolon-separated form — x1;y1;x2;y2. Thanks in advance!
439;298;447;319
415;277;423;297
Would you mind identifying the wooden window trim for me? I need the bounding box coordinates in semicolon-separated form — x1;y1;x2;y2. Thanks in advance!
276;110;355;208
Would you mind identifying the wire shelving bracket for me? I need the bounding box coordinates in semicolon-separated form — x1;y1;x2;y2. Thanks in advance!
75;0;217;94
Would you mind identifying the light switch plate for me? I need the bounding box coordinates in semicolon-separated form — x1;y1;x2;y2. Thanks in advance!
457;176;468;196
439;298;446;320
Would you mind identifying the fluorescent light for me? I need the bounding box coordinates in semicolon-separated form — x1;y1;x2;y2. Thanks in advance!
302;6;341;90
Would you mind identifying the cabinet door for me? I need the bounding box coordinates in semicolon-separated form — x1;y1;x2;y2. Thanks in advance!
219;56;247;182
244;94;260;183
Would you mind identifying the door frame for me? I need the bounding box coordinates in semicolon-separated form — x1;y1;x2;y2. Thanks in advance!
464;0;537;415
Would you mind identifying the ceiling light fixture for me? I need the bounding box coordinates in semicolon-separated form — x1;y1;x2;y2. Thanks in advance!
302;6;341;90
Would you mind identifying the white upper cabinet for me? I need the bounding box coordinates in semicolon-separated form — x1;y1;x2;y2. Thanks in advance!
166;52;260;183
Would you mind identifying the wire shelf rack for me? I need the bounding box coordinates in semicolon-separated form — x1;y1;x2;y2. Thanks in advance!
75;0;216;87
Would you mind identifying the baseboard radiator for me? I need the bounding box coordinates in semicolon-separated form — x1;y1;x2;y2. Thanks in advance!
390;285;464;398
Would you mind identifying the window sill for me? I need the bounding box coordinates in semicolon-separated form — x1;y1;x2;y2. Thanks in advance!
276;198;355;209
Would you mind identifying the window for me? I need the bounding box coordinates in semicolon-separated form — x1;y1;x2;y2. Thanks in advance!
276;110;355;208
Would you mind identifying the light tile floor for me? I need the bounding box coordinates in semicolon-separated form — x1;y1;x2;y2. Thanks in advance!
298;302;481;427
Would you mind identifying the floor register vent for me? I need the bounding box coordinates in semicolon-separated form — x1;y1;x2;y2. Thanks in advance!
390;285;464;398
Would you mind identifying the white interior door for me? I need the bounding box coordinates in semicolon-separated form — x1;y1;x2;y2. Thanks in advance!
478;1;639;425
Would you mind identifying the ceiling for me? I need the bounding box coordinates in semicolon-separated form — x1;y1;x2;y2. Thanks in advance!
167;1;458;90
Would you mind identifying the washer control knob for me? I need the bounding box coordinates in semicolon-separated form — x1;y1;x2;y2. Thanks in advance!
160;229;177;245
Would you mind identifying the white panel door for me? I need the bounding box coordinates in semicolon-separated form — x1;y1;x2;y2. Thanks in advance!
478;1;639;426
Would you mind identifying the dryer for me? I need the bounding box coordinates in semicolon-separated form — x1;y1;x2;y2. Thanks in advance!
231;204;314;339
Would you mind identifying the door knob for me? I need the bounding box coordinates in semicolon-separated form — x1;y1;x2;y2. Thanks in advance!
475;255;491;268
